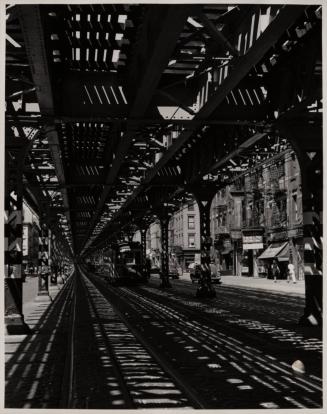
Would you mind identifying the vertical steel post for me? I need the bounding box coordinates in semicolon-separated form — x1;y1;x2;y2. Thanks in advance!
192;186;217;266
191;185;217;298
278;121;322;325
5;141;31;334
36;222;51;302
140;228;147;265
5;190;30;333
49;232;61;291
159;214;171;288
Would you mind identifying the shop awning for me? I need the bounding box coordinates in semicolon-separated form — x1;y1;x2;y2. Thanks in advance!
221;247;233;255
258;242;288;260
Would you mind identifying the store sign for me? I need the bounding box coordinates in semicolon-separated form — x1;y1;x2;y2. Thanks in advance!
242;234;263;250
269;231;287;241
230;230;242;239
288;228;303;238
242;235;263;244
223;239;232;248
243;243;264;250
22;225;29;256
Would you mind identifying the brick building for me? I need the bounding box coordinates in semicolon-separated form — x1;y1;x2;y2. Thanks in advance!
168;201;201;270
211;148;304;280
22;201;40;273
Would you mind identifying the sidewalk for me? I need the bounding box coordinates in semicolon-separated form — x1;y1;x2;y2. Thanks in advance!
179;272;305;297
5;279;72;408
22;276;63;328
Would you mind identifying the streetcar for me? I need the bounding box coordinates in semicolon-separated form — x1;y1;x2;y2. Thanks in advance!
104;241;148;285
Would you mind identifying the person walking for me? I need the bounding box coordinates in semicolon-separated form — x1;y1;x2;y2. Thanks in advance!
287;262;297;283
271;259;280;283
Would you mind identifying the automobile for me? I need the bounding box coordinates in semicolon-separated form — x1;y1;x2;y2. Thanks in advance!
150;266;160;275
188;262;222;284
209;262;222;284
169;263;179;279
188;262;201;284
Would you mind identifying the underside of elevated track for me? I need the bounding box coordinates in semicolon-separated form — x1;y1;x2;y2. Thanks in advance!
3;2;323;409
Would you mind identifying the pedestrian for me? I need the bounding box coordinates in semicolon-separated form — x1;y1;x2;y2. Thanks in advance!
287;262;296;284
145;257;152;279
271;259;280;283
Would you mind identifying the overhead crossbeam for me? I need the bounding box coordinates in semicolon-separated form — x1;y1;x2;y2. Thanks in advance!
92;5;305;247
17;4;73;252
80;5;194;252
196;12;240;57
202;132;267;177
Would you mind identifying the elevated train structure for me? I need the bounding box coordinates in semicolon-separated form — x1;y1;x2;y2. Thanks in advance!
4;3;322;333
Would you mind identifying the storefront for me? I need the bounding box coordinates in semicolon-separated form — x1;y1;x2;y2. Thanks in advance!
241;230;264;277
230;230;242;276
183;249;201;270
288;227;304;281
214;236;233;274
258;241;289;279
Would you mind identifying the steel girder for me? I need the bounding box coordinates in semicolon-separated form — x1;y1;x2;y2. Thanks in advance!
18;5;74;252
90;5;307;252
80;5;195;252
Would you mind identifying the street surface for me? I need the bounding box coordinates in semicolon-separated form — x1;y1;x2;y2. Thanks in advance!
5;271;322;409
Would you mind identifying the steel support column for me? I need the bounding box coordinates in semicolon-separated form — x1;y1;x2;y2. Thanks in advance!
140;228;147;265
191;186;217;265
57;240;65;285
5;140;31;334
135;220;150;280
49;232;61;291
190;185;218;298
278;119;322;325
159;214;172;288
36;222;51;302
5;191;29;333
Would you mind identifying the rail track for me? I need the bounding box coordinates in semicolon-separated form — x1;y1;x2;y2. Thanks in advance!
85;269;322;409
63;267;204;409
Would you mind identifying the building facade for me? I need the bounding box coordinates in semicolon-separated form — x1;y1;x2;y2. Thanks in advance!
22;201;40;273
168;201;201;270
138;148;303;280
211;149;304;280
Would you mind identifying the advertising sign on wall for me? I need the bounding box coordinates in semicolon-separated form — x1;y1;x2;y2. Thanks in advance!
242;234;263;250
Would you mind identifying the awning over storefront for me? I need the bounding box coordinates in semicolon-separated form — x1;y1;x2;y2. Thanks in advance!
221;247;233;255
258;242;289;260
243;242;264;250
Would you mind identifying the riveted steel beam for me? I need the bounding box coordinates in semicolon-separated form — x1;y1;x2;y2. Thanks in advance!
95;5;305;243
18;5;74;253
81;5;195;254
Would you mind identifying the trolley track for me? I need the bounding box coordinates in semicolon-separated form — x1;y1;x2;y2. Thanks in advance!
86;270;322;409
68;268;202;409
164;278;306;323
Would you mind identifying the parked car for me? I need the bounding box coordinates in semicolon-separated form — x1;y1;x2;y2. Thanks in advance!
209;262;222;284
150;266;160;275
188;262;201;283
169;263;179;279
188;262;222;284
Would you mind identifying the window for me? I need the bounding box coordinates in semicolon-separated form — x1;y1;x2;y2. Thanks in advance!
188;202;194;211
292;193;298;220
188;215;195;229
188;234;195;248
